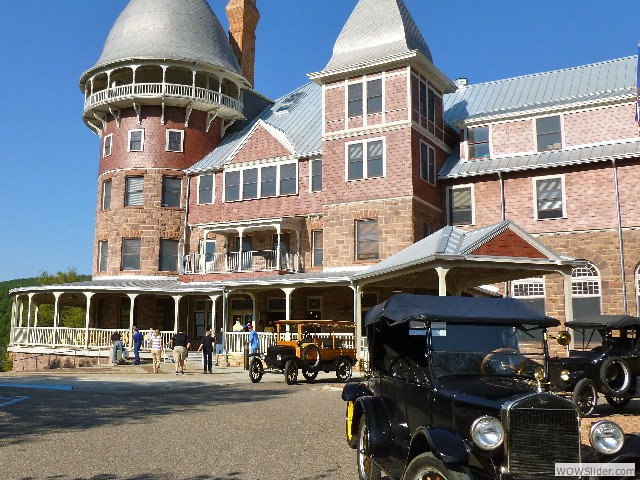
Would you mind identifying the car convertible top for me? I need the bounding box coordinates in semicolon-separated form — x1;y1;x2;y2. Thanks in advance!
364;294;560;328
565;314;640;329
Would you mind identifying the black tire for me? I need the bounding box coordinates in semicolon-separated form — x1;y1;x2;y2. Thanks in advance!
403;452;471;480
572;378;598;416
604;394;632;409
284;359;298;385
302;344;321;369
599;357;632;397
302;369;318;382
249;358;263;383
357;417;381;480
336;358;353;382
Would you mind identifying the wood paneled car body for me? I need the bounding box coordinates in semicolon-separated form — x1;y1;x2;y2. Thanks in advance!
342;294;640;480
249;319;355;384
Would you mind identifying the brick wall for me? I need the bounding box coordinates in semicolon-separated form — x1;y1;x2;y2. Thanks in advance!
564;104;638;147
229;123;292;164
492;119;534;155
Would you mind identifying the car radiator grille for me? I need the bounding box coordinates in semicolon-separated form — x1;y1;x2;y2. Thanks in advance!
508;408;580;479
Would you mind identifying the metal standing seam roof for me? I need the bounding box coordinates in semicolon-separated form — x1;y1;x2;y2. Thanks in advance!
444;56;637;126
322;0;433;73
186;82;322;174
82;0;241;79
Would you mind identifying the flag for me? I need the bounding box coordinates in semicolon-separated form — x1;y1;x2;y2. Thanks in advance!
636;42;640;125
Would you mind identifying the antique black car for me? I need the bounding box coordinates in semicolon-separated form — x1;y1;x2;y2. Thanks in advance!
249;319;355;384
549;314;640;416
342;294;640;480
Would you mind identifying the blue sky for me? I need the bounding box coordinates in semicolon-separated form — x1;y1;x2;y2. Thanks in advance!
0;0;637;281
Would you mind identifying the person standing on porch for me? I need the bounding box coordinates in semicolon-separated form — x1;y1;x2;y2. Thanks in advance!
171;328;191;375
149;329;163;374
198;330;214;374
215;328;224;366
132;327;143;365
248;323;259;358
111;331;126;365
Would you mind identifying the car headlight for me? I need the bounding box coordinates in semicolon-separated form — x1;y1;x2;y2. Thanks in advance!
589;421;624;454
471;416;505;450
560;369;570;382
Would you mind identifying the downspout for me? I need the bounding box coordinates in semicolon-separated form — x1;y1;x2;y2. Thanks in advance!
612;159;628;314
499;172;508;297
182;175;191;270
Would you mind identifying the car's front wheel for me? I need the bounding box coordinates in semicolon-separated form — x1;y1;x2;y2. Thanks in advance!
302;368;318;382
284;359;298;385
604;394;631;409
336;358;353;382
572;378;598;416
403;452;471;480
249;358;263;383
599;357;631;397
357;418;381;480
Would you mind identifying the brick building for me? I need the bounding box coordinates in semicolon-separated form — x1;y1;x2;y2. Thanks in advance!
9;0;637;366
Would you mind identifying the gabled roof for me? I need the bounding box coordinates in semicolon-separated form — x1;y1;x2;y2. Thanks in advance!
187;82;322;174
319;0;432;73
352;220;576;283
82;0;241;81
444;56;637;126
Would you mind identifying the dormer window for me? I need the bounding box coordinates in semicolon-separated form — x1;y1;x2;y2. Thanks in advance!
468;126;489;159
536;116;562;152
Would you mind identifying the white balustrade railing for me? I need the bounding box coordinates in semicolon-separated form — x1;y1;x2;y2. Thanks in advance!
224;332;277;354
84;82;242;112
180;251;299;275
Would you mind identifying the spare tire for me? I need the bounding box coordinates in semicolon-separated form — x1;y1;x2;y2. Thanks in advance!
599;357;631;397
302;344;321;369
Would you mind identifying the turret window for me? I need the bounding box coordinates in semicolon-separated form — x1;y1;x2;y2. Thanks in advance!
420;141;436;185
348;83;363;117
166;129;184;152
125;176;144;206
355;219;379;261
98;241;108;273
103;134;113;157
128;129;144;152
367;79;382;114
162;176;181;207
346;138;385;180
418;80;435;122
121;238;141;271
159;239;179;272
102;179;112;210
348;79;383;117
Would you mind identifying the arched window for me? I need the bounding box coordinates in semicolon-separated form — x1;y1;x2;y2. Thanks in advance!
511;276;546;315
571;262;601;319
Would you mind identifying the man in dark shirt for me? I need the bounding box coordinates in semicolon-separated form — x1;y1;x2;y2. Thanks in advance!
132;327;143;365
170;329;191;375
198;330;214;374
215;328;224;366
111;331;126;365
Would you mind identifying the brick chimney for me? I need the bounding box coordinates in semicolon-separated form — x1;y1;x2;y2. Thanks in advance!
226;0;260;87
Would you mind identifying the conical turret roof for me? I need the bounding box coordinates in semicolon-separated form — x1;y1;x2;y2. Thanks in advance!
84;0;241;77
323;0;433;72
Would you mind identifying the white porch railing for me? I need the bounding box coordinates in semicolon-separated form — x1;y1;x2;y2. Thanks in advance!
181;251;299;275
84;82;243;113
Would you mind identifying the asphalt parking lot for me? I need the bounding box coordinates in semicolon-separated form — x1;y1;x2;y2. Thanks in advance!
0;367;359;480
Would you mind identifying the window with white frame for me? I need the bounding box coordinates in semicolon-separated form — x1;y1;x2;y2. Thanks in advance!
572;262;601;319
347;139;384;180
312;230;323;267
418;79;435;122
121;238;141;271
310;159;322;192
534;175;565;220
348;79;383;117
511;276;546;315
348;83;363;117
224;162;298;202
536;115;562;152
198;174;214;204
98;240;108;273
125;176;144;206
162;176;181;207
447;185;473;225
102;179;112;210
103;134;113;157
128;129;144;152
355;219;379;261
166;129;184;152
366;79;382;114
467;126;489;159
419;141;436;185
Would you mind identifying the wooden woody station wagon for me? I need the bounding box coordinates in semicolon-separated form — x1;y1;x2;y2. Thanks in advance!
8;0;640;369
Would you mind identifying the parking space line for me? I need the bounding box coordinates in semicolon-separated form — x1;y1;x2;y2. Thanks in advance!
0;396;30;407
0;384;73;391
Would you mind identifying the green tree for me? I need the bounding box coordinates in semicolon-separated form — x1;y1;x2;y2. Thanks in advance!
35;269;91;328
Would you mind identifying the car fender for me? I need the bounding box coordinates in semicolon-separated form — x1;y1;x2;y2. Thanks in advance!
342;382;373;401
407;426;469;466
356;396;393;456
593;434;640;470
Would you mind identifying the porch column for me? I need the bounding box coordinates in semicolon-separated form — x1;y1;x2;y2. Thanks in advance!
128;294;138;348
435;267;450;296
351;286;363;361
209;295;220;332
27;293;34;329
172;295;181;333
562;271;575;350
246;292;257;327
18;298;24;327
34;304;39;327
84;293;94;348
294;228;301;272
222;289;228;353
275;224;282;271
9;296;17;345
281;288;295;321
53;292;62;346
237;227;245;271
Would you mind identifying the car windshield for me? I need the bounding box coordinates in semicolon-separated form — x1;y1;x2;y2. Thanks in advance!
571;327;603;351
430;323;546;379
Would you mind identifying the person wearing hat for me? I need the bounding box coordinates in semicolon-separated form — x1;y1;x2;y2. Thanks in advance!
132;327;143;365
